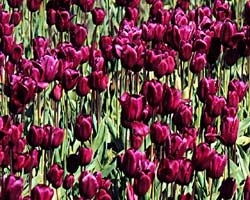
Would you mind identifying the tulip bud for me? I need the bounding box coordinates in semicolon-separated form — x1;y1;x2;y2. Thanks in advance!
150;122;170;145
179;41;192;61
11;11;22;26
27;125;44;147
63;174;75;190
218;178;237;199
70;24;87;48
207;153;227;179
56;9;71;32
50;83;63;102
154;55;175;78
47;164;64;188
91;8;106;25
131;134;143;150
33;36;49;60
46;8;56;25
76;76;90;96
192;142;216;171
157;158;179;183
168;133;188;159
66;154;79;174
31;184;54;200
50;127;64;148
88;70;109;92
121;45;137;70
79;171;99;199
204;125;217;144
78;147;92;166
205;95;226;117
219;116;239;146
74;115;92;142
74;0;95;12
121;149;137;178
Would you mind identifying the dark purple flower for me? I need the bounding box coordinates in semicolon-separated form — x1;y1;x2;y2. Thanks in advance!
150;121;170;145
207;152;227;179
176;158;193;186
27;125;45;147
205;95;226;117
31;184;54;200
218;178;237;199
190;52;207;74
197;78;219;103
88;70;108;92
62;69;80;91
74;115;92;142
91;8;106;25
78;147;92;166
47;164;64;188
50;83;63;102
27;0;43;12
56;9;71;32
133;173;151;196
63;174;75;190
157;158;179;183
228;80;248;102
11;11;22;26
70;24;87;48
1;175;23;200
244;176;250;200
7;0;23;8
172;103;193;130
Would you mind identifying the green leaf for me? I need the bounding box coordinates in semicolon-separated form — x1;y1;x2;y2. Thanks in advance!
238;117;250;136
236;145;250;177
237;136;250;146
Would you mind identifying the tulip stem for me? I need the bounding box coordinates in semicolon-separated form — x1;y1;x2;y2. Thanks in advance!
210;178;214;200
37;93;41;125
96;90;101;127
43;89;46;124
192;171;197;199
189;73;194;99
227;146;231;177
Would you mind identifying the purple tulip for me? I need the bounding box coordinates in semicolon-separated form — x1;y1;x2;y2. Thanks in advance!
74;115;92;142
88;70;108;92
228;80;248;102
70;24;87;48
176;158;193;186
205;95;226;117
47;164;64;188
157;158;179;183
31;184;54;200
78;147;92;166
197;78;219;103
218;178;237;199
172;103;193;130
207;152;227;179
190;52;207;74
27;0;43;12
91;8;106;25
133;172;151;196
244;176;250;200
50;83;63;102
63;174;75;190
150;121;170;145
62;69;80;91
55;9;71;32
1;175;23;200
7;0;23;8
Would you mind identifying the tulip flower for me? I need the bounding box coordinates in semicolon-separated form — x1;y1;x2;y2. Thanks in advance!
219;116;239;146
33;36;49;59
76;76;91;97
66;154;79;174
62;69;80;91
55;9;71;32
46;8;56;25
157;158;179;183
47;164;64;188
70;24;87;48
192;142;216;171
74;115;92;142
172;103;193;130
63;174;75;190
176;158;193;186
7;0;23;8
74;0;95;12
27;125;45;147
78;147;93;166
244;1;250;25
218;178;237;199
207;152;227;179
91;8;106;25
190;52;207;74
31;184;54;200
88;70;109;92
120;149;137;178
78;171;99;199
133;172;151;196
27;0;43;12
1;175;23;200
168;133;188;159
150;121;170;145
205;95;226;117
50;127;64;148
204;125;217;144
11;11;22;26
50;83;63;102
162;84;182;114
228;80;248;102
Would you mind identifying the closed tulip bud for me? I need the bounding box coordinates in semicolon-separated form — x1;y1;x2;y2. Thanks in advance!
9;43;23;64
205;125;217;144
197;78;218;103
207;153;226;179
74;0;95;12
131;134;143;150
1;35;14;55
150;122;170;145
178;193;192;200
125;7;139;22
7;0;23;8
244;176;250;200
51;127;64;148
56;9;71;32
2;175;23;199
220;20;236;47
50;83;62;102
76;76;90;96
224;48;239;66
91;8;106;25
78;147;92;166
205;95;226;117
162;84;182;114
121;149;137;178
173;103;193;130
88;70;108;92
179;41;192;61
218;178;237;200
66;154;79;173
192;142;216;171
31;184;54;200
63;174;75;190
46;8;56;25
141;80;163;107
27;0;43;12
79;171;99;199
227;91;239;108
11;11;22;26
167;133;188;159
119;92;145;123
157;158;179;183
62;69;79;91
219;116;239;146
33;36;49;60
150;0;164;16
176;159;193;186
70;24;87;48
99;35;113;60
40;55;58;83
228;80;248;102
47;164;64;188
190;52;207;74
27;125;44;147
133;173;151;196
0;11;11;24
74;115;92;142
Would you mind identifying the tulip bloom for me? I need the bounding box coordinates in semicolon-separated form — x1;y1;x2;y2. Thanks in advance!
63;174;75;190
79;171;99;199
74;115;92;142
218;178;237;199
70;24;87;48
27;0;43;12
91;8;106;25
207;153;227;179
150;122;170;145
1;175;23;200
192;142;216;171
205;95;226;117
176;159;193;186
50;83;63;102
47;164;64;188
133;172;151;196
228;80;248;102
76;76;90;96
172;103;193;130
244;176;250;200
219;116;239;146
157;158;179;183
78;147;93;166
31;184;54;200
62;69;80;91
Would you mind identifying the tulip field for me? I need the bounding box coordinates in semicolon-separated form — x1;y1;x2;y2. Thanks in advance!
1;0;250;199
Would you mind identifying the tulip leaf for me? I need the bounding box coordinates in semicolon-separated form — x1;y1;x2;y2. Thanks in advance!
236;145;250;178
101;160;117;177
238;117;250;136
229;160;245;184
92;117;106;153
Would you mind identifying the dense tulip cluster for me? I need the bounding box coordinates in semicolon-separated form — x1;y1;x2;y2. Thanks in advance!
0;0;249;199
